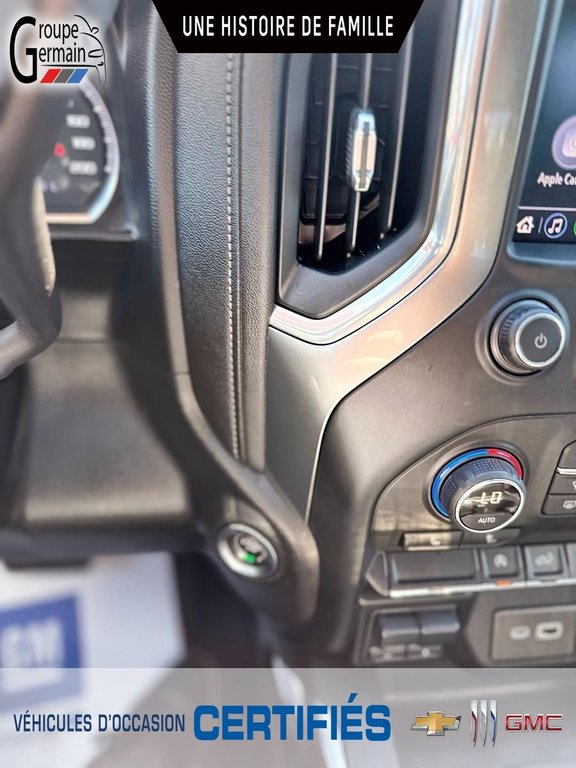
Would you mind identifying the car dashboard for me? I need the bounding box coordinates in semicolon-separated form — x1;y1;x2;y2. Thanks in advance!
1;0;576;672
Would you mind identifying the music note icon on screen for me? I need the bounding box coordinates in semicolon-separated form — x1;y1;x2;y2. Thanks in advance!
547;217;564;235
543;212;568;239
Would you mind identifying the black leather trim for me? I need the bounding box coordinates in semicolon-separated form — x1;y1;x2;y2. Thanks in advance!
174;52;282;468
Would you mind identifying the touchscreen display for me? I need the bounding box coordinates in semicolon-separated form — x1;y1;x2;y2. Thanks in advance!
513;0;576;245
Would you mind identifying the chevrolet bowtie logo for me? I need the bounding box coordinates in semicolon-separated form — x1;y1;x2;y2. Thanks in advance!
411;711;461;736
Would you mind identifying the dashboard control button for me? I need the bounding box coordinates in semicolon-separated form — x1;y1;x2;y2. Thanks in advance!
558;441;576;469
434;453;525;533
377;613;420;644
543;494;576;515
549;473;576;494
457;483;522;516
543;212;568;240
216;523;279;579
419;608;460;642
401;531;462;550
460;511;514;532
490;299;567;374
390;550;477;584
524;544;563;578
462;527;521;546
481;546;520;578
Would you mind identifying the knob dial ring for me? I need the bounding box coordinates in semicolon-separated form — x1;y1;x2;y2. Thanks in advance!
431;448;525;534
490;300;566;375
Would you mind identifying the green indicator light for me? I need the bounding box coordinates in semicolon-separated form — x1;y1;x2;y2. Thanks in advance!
244;553;257;565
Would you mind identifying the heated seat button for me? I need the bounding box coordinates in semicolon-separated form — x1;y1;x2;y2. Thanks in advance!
459;511;513;532
481;547;520;578
524;544;564;578
543;495;576;515
549;472;576;495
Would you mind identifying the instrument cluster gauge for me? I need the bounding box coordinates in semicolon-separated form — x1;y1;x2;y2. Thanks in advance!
42;79;120;225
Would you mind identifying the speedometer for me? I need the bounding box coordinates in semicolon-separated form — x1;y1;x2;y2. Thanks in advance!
42;79;120;225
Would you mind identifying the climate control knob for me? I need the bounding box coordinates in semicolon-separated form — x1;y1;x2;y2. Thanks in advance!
431;449;526;533
490;299;566;375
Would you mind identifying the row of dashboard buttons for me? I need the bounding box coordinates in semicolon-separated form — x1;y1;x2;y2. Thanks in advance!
401;528;520;550
484;544;566;579
390;544;569;586
368;608;460;663
366;542;576;597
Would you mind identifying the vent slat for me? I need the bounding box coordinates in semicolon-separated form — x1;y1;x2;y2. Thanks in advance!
313;53;338;262
345;192;361;256
299;45;412;271
358;53;373;109
377;34;413;240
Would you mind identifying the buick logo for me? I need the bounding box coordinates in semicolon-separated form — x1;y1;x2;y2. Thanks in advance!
471;700;497;747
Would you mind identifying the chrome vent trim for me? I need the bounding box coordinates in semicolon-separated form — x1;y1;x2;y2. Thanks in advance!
271;2;484;345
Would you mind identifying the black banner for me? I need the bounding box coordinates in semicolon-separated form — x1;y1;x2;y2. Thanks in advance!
150;5;424;53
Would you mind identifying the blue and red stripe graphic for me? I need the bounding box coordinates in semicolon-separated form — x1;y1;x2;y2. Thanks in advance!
40;68;89;85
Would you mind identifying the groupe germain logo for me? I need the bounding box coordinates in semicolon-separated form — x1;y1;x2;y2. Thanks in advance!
9;14;106;86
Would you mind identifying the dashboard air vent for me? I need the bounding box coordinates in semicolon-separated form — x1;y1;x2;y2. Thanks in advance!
299;48;412;272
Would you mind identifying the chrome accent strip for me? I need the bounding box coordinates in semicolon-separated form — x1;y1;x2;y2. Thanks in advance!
557;467;576;476
45;78;120;226
267;0;549;518
390;575;576;600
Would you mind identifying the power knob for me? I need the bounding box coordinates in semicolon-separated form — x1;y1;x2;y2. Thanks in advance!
490;299;566;375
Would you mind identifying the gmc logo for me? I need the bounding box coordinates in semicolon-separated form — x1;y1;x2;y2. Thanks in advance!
505;714;563;732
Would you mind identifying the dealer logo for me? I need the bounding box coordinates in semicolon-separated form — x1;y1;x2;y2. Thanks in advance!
9;14;106;86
